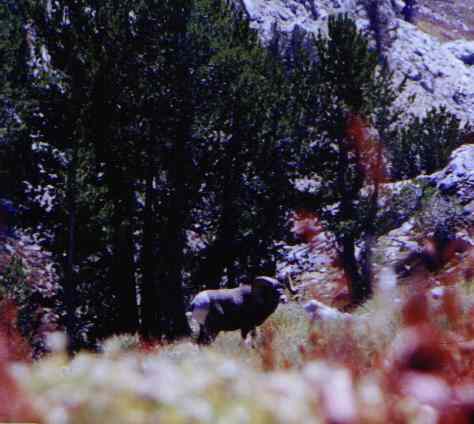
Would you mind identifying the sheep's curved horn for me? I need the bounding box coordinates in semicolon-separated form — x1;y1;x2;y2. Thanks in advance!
254;276;279;285
285;275;299;295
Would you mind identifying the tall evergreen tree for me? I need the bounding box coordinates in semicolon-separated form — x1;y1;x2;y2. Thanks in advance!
12;0;301;347
188;0;296;291
299;15;401;305
0;1;33;203
20;0;145;347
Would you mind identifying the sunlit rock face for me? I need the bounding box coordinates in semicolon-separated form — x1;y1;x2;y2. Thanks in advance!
236;0;474;124
239;0;357;43
389;21;474;124
429;144;474;205
374;145;474;270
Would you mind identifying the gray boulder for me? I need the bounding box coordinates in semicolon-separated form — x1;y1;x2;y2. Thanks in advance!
375;144;474;269
445;40;474;66
389;21;474;123
240;0;357;44
428;144;474;205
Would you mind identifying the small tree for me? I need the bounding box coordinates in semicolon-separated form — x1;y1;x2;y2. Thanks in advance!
300;15;401;305
390;106;470;180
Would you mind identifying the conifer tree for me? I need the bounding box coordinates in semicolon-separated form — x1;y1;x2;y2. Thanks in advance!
300;15;401;305
0;1;32;203
12;0;299;346
188;0;295;290
390;107;470;180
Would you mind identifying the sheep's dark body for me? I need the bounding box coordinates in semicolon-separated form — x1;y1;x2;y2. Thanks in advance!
189;277;283;344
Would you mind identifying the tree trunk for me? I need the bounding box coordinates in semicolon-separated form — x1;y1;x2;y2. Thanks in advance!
153;1;195;340
402;0;418;23
140;144;157;339
111;200;139;334
341;235;372;306
156;96;192;339
64;141;78;354
155;128;191;338
104;167;139;334
64;56;82;354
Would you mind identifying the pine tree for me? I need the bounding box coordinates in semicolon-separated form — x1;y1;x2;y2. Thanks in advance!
14;0;300;346
188;0;296;290
0;1;33;203
299;15;401;305
390;107;470;180
20;0;145;347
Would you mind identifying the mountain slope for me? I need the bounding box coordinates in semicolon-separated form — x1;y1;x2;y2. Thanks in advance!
238;0;474;124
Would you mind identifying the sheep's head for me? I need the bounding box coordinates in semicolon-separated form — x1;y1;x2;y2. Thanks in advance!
253;276;286;304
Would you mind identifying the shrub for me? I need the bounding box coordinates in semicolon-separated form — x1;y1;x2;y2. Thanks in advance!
390;107;470;179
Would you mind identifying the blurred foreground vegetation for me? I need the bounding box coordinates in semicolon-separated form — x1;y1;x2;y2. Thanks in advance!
1;274;474;423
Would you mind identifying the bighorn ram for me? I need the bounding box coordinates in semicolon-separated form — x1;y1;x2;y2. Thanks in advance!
189;276;297;344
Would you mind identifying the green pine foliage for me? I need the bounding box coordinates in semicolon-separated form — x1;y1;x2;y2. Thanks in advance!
0;2;471;348
7;0;298;346
188;0;296;290
296;15;403;305
391;106;470;180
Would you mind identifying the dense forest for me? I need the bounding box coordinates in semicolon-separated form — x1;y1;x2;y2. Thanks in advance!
0;0;470;355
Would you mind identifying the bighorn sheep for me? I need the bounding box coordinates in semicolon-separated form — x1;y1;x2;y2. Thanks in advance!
189;276;297;344
303;299;351;321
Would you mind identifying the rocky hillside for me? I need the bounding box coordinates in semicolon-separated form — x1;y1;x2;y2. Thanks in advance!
238;0;474;124
418;0;474;41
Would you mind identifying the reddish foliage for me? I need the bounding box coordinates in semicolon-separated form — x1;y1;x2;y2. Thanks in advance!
345;113;368;146
0;302;38;422
300;330;322;363
259;323;276;371
0;359;39;423
0;300;32;362
401;237;473;286
396;326;451;375
441;289;461;326
332;286;351;310
291;210;323;244
297;229;474;421
441;239;471;265
402;292;430;327
302;324;369;377
138;338;162;353
345;112;387;185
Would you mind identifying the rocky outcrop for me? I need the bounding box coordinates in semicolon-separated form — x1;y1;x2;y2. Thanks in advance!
239;0;357;44
279;145;474;277
374;144;474;269
237;0;474;124
429;144;474;206
445;40;474;66
389;21;474;123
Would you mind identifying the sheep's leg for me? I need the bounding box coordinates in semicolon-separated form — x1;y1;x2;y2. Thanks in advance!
197;326;211;345
197;326;217;345
242;327;257;348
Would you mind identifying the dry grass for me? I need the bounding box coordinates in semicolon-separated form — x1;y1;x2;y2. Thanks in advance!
9;278;473;423
2;236;474;423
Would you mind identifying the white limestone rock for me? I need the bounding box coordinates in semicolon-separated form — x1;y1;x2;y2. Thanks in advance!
389;21;474;123
428;144;474;205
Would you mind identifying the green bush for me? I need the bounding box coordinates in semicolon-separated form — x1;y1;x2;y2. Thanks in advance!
390;107;470;179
